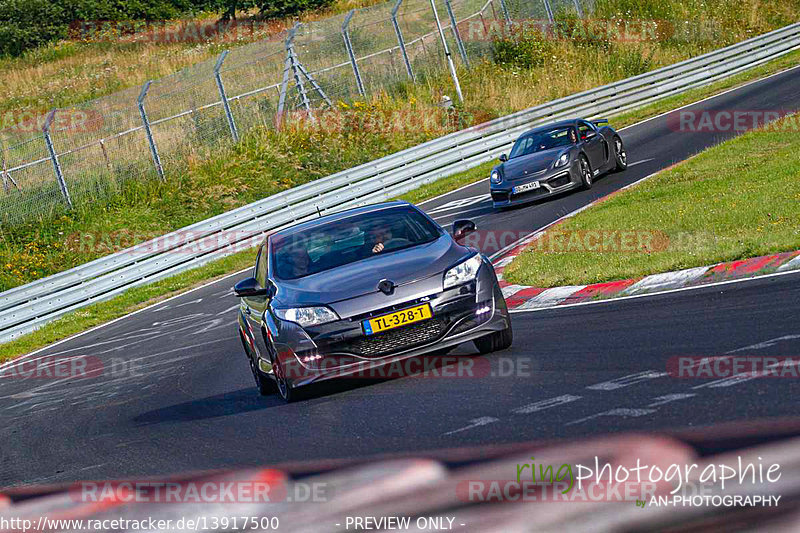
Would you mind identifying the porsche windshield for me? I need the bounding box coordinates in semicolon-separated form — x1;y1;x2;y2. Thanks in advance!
270;207;441;280
508;126;575;159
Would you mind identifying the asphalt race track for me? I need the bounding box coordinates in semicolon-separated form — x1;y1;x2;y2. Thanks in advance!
2;66;800;488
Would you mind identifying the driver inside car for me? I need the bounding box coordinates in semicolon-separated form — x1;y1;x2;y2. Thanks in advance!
364;224;393;255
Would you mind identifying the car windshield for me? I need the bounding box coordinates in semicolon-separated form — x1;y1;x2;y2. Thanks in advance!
270;207;441;280
508;126;575;159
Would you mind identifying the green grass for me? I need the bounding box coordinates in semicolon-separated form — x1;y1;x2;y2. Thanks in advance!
503;115;800;288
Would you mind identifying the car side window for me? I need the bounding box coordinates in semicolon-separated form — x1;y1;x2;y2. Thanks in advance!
577;120;596;140
254;245;268;287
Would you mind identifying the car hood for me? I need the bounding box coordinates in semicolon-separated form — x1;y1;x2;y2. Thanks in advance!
501;147;564;180
273;234;472;309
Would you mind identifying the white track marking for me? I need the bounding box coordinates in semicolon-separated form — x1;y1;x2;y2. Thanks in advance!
566;408;657;426
586;371;667;391
728;334;800;353
647;393;696;407
512;394;582;415
443;416;499;436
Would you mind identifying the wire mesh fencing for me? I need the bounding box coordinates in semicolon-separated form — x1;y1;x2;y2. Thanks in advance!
0;0;592;226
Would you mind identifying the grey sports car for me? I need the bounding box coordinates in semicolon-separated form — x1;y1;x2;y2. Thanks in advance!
489;118;627;208
234;201;512;402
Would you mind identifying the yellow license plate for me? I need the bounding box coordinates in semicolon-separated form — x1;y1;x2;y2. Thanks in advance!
363;304;433;335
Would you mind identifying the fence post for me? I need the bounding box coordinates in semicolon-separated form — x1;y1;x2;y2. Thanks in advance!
42;110;72;209
428;0;463;103
391;0;415;81
0;144;8;194
542;0;554;24
572;0;584;18
213;50;240;142
444;0;469;67
342;10;366;97
276;25;297;129
497;0;511;25
137;80;165;181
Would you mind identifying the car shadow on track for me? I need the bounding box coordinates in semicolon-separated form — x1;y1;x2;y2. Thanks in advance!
133;350;485;423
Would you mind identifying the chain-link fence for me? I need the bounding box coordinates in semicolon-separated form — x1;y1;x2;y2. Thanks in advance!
0;0;592;226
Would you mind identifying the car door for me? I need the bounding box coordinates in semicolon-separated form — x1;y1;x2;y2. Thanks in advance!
243;245;272;370
578;120;608;171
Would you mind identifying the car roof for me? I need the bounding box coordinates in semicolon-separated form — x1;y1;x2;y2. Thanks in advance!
521;119;582;137
269;200;416;241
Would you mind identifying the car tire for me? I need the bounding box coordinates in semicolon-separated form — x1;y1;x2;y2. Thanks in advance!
579;155;593;190
613;136;627;171
270;350;302;403
474;321;513;354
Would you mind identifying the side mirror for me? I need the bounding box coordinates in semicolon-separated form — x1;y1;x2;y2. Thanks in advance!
234;277;268;298
499;153;508;162
453;219;477;241
583;130;596;140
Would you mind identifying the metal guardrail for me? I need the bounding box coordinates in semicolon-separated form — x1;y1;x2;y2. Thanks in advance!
1;22;799;344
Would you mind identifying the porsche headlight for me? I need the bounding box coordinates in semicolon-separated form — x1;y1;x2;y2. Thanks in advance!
554;152;570;168
274;306;339;327
443;254;483;290
490;170;502;184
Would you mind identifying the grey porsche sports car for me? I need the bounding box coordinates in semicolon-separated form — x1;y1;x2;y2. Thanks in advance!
489;118;627;208
234;201;512;402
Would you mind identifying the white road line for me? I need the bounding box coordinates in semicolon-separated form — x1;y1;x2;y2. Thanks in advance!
512;394;582;415
566;408;657;426
443;416;499;436
586;371;667;391
728;334;800;353
647;393;696;408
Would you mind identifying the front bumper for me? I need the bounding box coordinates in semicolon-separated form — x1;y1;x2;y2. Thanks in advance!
263;263;510;388
490;164;580;207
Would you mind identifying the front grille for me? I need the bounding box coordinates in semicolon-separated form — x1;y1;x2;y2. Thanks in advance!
342;318;445;358
512;186;548;201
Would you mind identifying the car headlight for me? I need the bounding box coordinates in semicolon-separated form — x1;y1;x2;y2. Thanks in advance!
490;170;502;184
273;306;339;327
443;254;483;290
554;152;570;168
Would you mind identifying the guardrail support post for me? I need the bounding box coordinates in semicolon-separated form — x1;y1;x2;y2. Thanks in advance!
391;0;415;80
276;26;297;129
542;0;554;24
213;50;240;142
42;110;72;209
342;10;366;97
444;0;469;67
497;0;511;25
572;0;584;18
429;0;463;103
287;30;313;116
137;81;165;181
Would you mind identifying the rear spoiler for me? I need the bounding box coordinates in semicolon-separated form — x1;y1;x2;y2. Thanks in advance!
591;118;609;127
